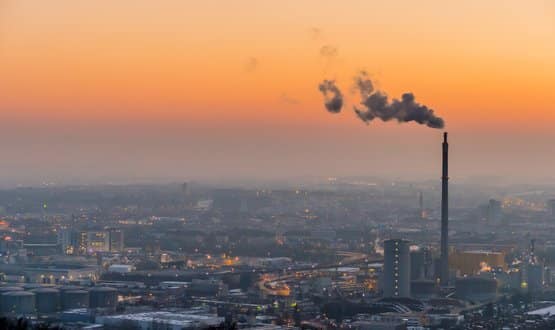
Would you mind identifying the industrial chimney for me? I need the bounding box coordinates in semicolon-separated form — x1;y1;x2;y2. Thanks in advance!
440;132;449;286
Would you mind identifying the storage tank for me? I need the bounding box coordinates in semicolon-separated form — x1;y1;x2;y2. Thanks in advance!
61;290;89;310
23;283;46;291
32;288;60;314
0;287;24;312
89;287;117;309
0;286;23;293
59;285;84;292
1;291;36;315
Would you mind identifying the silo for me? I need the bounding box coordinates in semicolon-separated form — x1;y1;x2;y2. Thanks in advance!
59;285;84;292
23;283;46;291
1;291;36;315
0;286;23;312
89;287;117;309
61;290;89;310
32;288;60;314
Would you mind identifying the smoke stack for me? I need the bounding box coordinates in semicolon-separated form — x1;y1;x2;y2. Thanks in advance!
440;132;449;286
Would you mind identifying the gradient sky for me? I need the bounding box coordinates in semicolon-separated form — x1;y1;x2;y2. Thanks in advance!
1;1;554;185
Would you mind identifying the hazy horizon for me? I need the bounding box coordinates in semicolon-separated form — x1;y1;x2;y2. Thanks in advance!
1;1;554;185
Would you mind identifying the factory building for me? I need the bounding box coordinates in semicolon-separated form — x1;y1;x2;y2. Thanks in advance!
382;239;411;298
410;247;432;280
449;250;506;276
455;277;497;302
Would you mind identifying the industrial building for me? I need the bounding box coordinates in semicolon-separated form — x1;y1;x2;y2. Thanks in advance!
449;250;506;276
455;277;497;302
96;309;223;330
382;239;411;298
58;228;124;255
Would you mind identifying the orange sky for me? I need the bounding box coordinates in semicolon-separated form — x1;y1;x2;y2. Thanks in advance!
0;1;554;184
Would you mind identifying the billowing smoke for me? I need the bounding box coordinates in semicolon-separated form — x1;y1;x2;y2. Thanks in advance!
353;71;444;129
318;80;343;113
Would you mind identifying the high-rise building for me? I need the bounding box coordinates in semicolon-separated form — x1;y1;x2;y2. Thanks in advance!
383;239;411;298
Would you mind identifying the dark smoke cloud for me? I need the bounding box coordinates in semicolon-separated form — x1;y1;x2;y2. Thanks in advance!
353;71;444;129
353;71;374;99
318;80;343;113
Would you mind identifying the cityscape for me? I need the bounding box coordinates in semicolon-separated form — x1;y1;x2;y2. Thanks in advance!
1;1;555;329
0;133;555;328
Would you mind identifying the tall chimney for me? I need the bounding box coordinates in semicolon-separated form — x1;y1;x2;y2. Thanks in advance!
440;132;449;286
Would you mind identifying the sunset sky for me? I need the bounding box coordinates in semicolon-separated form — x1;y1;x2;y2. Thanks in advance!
1;1;554;185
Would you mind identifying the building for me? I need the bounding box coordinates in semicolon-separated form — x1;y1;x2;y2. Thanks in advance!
382;239;411;298
58;228;124;255
410;247;432;280
96;309;223;330
107;228;124;253
86;231;109;253
487;199;502;223
526;263;544;293
449;250;506;276
107;264;135;274
455;277;497;302
188;279;228;297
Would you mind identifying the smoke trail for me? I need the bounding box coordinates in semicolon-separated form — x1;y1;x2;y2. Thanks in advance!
318;80;343;113
353;71;444;129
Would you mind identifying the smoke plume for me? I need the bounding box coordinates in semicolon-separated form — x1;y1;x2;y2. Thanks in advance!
318;80;343;113
353;71;444;129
